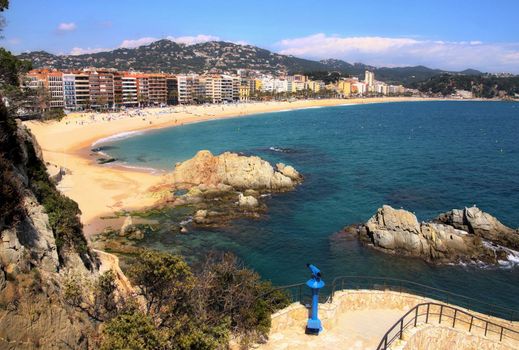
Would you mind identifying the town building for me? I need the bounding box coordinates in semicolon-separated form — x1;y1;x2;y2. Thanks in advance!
336;80;352;97
147;74;168;106
87;68;115;109
23;67;406;111
166;77;179;105
121;75;138;107
364;70;375;88
203;75;223;103
177;74;200;104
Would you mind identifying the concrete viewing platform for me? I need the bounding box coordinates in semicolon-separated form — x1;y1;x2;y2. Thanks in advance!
256;289;519;350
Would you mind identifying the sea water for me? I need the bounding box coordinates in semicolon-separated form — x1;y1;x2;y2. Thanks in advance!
99;101;519;311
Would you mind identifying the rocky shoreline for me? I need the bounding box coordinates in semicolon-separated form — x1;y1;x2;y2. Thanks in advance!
342;205;519;265
109;150;302;243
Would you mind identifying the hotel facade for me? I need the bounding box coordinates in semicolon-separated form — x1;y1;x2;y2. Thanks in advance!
24;68;405;110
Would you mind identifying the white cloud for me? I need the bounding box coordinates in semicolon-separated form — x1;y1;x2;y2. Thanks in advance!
117;34;220;49
119;37;159;49
57;22;77;32
276;33;519;73
70;47;112;55
278;34;419;56
166;34;220;45
70;34;226;54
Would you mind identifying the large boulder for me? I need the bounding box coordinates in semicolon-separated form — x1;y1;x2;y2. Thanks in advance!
435;206;519;250
276;163;302;182
171;150;301;191
364;205;426;256
351;205;514;264
238;193;259;208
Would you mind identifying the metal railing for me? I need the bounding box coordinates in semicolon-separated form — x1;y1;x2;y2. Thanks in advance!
268;276;519;321
376;302;519;350
329;276;519;321
263;276;519;348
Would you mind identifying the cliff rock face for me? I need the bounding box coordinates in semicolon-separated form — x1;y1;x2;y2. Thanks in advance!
0;117;99;349
348;205;517;264
0;195;59;276
171;150;302;191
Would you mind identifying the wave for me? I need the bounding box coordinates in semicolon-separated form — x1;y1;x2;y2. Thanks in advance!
91;130;144;147
104;162;164;175
93;150;110;158
268;146;297;153
180;217;193;226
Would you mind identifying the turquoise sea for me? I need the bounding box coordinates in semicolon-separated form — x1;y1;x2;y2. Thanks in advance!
99;101;519;311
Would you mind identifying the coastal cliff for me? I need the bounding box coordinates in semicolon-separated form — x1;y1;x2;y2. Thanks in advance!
343;205;519;264
0;106;128;348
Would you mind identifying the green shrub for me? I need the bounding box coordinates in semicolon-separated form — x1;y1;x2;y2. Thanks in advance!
101;309;169;350
109;250;290;349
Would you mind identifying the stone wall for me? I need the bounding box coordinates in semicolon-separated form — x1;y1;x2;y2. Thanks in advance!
269;289;519;346
401;324;517;350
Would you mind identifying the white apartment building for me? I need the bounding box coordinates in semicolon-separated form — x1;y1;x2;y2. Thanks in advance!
177;74;200;104
388;85;405;95
63;74;77;109
364;70;375;88
121;76;138;106
353;81;367;95
47;73;64;108
260;76;289;93
203;75;222;103
375;83;389;95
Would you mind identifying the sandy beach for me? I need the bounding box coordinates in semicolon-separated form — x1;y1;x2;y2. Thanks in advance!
24;97;438;235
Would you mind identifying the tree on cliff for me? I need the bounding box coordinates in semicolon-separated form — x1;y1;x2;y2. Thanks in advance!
100;251;290;349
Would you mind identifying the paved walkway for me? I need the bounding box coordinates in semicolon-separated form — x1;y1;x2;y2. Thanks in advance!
259;309;404;350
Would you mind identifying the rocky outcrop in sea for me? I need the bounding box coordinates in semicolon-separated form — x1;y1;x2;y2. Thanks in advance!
170;150;302;191
145;150;304;229
343;205;519;265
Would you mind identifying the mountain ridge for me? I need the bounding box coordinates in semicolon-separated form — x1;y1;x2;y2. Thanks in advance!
18;39;482;85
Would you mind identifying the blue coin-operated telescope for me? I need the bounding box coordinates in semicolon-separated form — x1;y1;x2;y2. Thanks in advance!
305;263;325;335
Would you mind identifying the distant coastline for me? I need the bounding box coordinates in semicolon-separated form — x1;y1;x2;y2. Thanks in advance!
24;97;482;236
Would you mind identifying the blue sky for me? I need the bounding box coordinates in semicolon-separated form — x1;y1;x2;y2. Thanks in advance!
2;0;519;73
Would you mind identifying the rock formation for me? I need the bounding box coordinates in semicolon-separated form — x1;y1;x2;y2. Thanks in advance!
0;116;128;348
163;150;302;227
345;205;519;264
171;150;302;191
238;193;259;208
435;207;519;250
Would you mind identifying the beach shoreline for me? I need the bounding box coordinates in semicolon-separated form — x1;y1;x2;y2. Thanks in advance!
24;97;451;236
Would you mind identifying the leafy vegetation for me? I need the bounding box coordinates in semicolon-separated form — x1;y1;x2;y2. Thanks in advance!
0;103;25;225
25;141;94;267
101;309;170;350
305;71;345;84
63;270;118;321
411;74;519;98
99;251;291;349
